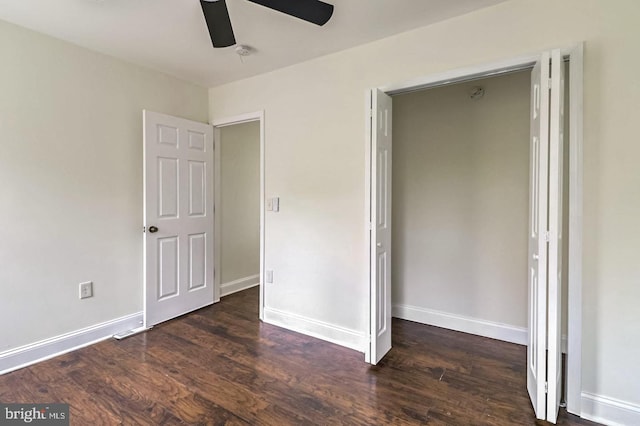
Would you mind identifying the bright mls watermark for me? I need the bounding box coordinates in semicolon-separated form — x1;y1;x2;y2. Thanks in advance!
0;404;68;425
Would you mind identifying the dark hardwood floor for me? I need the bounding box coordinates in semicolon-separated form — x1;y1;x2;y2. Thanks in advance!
0;287;599;425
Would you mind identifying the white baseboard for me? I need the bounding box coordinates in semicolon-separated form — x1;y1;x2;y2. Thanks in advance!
581;392;640;426
0;312;143;375
220;274;260;297
263;307;367;352
393;304;527;345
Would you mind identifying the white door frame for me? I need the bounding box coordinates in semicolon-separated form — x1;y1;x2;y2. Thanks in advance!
212;111;266;320
364;43;584;416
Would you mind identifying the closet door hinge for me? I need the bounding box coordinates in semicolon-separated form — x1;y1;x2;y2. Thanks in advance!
545;382;549;393
543;231;551;242
548;78;553;90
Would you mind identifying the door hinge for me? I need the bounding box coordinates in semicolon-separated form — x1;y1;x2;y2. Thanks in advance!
548;78;553;90
545;382;548;393
143;226;146;233
368;222;373;230
543;230;551;242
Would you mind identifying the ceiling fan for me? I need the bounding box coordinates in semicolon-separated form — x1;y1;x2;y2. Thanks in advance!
200;0;334;48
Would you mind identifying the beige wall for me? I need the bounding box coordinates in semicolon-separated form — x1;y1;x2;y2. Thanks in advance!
392;71;530;328
0;19;208;352
209;0;640;407
219;122;260;284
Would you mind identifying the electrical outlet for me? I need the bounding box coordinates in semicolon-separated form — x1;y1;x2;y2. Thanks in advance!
79;281;93;299
265;270;273;284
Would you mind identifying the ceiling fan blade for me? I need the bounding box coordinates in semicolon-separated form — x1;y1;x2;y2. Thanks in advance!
200;0;236;48
247;0;334;26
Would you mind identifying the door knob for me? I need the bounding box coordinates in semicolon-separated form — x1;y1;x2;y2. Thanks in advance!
148;226;159;233
533;253;539;260
376;242;382;248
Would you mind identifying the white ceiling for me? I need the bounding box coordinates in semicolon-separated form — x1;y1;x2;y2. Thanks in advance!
0;0;507;87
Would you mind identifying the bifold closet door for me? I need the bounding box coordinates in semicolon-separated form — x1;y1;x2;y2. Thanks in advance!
369;89;393;365
527;49;565;423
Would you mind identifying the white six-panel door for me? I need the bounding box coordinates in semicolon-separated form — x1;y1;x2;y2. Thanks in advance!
528;52;551;420
143;110;214;327
370;89;393;364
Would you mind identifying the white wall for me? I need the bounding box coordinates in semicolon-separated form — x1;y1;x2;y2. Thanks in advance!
208;0;640;414
0;19;208;352
392;72;530;330
219;122;260;285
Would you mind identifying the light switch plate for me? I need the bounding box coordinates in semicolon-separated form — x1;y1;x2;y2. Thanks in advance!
266;198;273;211
273;197;279;212
265;270;273;284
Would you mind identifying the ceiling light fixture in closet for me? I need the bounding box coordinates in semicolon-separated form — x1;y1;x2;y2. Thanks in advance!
469;86;485;100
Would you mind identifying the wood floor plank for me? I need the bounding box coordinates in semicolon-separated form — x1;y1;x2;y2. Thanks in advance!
163;317;453;422
0;287;599;425
156;326;365;423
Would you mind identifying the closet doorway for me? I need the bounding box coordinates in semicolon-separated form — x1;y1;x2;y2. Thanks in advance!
365;46;584;424
391;69;538;347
